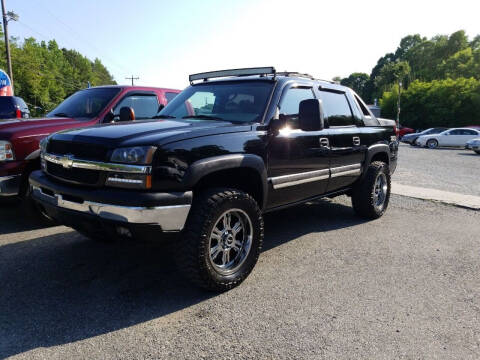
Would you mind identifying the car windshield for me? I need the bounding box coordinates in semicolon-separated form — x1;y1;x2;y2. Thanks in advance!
157;81;274;123
46;88;121;119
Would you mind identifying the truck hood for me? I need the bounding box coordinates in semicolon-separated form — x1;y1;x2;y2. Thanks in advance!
50;119;252;148
0;116;85;139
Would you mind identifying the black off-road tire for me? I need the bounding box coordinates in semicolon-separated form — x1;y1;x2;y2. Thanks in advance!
351;161;391;219
176;188;264;292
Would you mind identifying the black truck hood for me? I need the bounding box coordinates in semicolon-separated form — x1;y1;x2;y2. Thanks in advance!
50;119;251;148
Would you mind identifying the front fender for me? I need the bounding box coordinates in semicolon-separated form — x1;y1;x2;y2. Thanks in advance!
182;153;268;206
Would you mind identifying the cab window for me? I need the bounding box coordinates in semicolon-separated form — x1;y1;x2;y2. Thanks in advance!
278;87;315;129
114;94;159;120
319;91;355;127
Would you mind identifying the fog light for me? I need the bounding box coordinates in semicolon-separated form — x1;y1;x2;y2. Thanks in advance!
116;226;132;238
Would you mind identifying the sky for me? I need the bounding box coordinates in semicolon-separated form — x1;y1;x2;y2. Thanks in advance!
9;0;480;90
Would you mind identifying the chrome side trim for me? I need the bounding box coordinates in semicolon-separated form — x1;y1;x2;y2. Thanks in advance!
43;153;152;174
0;174;21;196
270;169;329;189
268;163;363;189
32;186;191;231
330;163;362;178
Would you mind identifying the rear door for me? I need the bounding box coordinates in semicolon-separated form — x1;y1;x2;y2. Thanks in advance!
267;84;331;208
317;89;363;192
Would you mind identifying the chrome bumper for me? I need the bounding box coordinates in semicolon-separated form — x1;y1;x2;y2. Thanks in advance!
32;186;191;231
0;174;21;196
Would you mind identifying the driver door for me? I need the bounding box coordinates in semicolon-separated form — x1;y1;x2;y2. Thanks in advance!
267;85;331;208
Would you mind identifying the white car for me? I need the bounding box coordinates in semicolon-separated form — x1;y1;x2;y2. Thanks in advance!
416;128;480;149
466;137;480;154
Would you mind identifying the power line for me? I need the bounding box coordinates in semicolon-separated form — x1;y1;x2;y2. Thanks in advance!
31;0;130;75
125;75;139;86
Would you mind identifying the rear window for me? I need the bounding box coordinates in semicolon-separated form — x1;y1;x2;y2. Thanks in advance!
319;91;355;127
165;92;178;103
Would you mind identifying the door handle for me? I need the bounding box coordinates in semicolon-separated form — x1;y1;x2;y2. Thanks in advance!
319;138;329;148
353;136;360;146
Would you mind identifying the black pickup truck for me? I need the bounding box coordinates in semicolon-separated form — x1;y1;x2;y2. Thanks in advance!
30;67;398;291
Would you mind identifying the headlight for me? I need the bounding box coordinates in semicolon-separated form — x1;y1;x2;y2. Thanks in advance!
0;140;15;161
39;137;49;154
110;146;156;164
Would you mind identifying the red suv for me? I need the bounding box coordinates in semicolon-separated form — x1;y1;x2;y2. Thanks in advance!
0;85;180;200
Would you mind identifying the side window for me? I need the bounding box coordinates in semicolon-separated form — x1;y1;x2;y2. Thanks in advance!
279;87;314;129
114;94;159;120
320;91;355;127
165;92;178;103
449;129;462;135
463;129;477;135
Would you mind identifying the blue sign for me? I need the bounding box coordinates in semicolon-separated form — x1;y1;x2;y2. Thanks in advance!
0;69;13;96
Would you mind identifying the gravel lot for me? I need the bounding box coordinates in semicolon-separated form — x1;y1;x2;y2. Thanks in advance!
395;143;480;196
1;194;479;359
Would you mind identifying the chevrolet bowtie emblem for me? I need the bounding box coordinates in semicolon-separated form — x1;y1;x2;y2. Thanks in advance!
60;154;75;169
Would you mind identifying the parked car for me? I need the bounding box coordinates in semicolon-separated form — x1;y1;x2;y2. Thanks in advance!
416;128;480;148
0;85;180;209
465;138;480;154
30;67;398;291
398;125;414;138
0;96;30;119
400;127;448;145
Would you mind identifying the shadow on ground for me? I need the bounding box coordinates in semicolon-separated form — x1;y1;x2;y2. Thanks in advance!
0;199;55;235
0;197;364;358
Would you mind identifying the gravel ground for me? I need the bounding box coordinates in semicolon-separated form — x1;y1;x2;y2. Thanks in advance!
395;143;480;196
1;195;479;360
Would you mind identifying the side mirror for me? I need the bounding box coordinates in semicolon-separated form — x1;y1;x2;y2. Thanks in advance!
119;106;135;122
299;99;323;131
103;109;115;123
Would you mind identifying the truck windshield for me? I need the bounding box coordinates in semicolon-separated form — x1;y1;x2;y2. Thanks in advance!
46;88;121;119
158;81;274;123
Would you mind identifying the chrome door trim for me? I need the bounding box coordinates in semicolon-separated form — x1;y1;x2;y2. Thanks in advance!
330;163;362;178
269;169;330;189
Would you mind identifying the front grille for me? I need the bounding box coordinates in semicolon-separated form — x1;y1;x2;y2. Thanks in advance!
47;140;109;161
46;162;100;185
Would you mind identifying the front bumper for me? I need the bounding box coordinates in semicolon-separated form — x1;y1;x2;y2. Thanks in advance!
29;170;192;232
0;174;21;196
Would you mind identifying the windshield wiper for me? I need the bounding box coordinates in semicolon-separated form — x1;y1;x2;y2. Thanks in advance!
182;115;224;120
52;112;71;117
152;114;176;119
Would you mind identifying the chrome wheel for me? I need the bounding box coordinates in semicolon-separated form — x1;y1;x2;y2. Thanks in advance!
373;173;388;210
208;208;253;275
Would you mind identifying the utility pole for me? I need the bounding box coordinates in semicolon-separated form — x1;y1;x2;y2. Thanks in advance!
396;80;402;128
125;75;139;86
1;0;17;89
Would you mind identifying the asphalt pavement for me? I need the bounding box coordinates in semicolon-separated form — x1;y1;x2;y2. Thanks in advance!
1;145;479;359
1;194;479;359
395;143;480;196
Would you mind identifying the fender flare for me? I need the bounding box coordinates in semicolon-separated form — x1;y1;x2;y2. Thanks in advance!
361;143;391;178
182;154;268;209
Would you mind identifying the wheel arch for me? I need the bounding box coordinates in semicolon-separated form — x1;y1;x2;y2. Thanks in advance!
361;144;390;180
182;154;268;210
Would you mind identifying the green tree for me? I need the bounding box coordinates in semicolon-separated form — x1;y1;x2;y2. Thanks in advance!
340;72;370;100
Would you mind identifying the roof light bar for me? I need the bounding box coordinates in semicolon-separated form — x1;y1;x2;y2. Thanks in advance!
189;67;276;83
